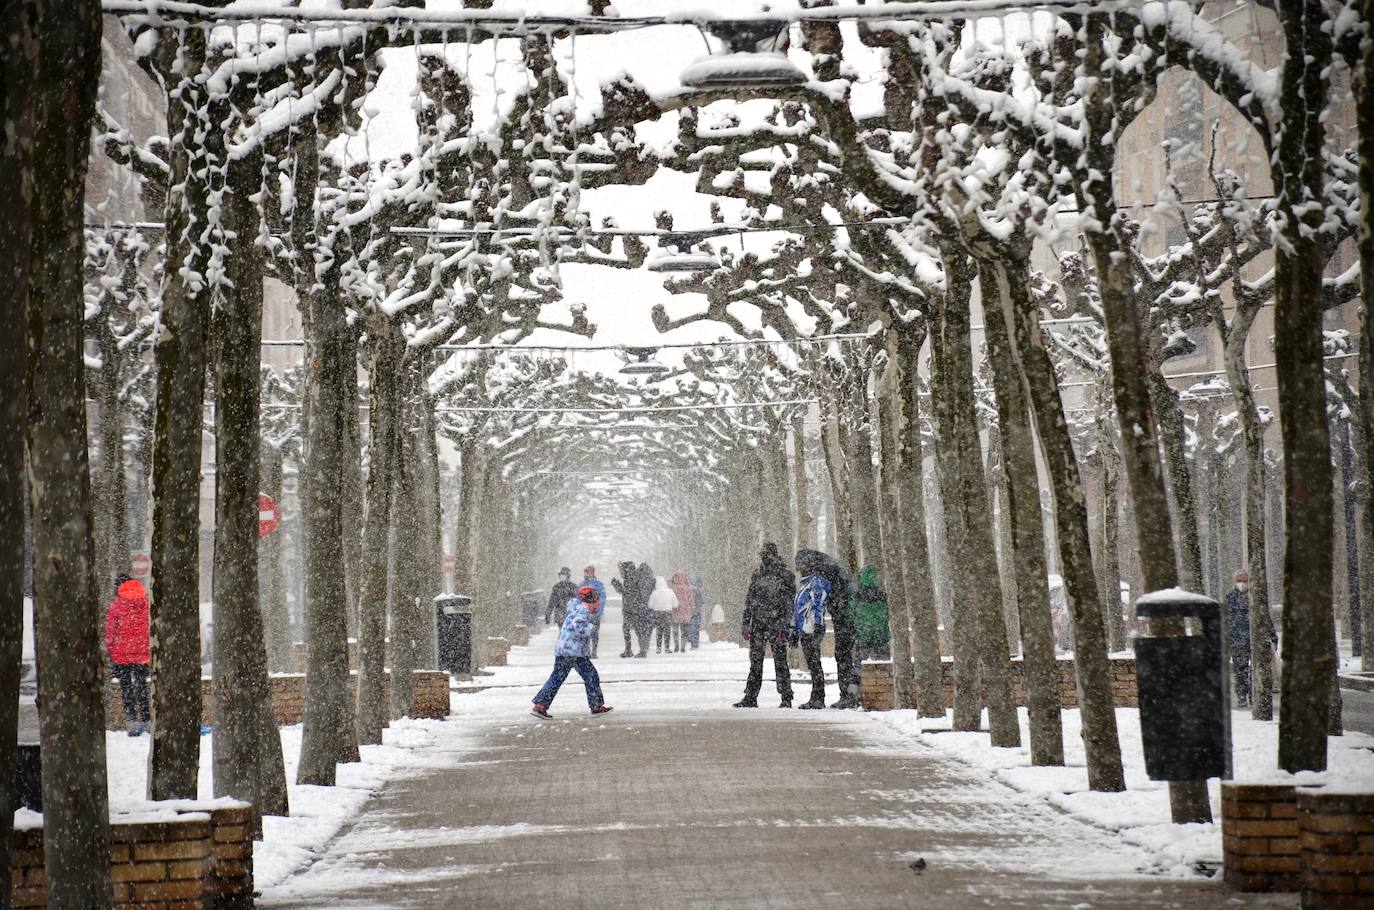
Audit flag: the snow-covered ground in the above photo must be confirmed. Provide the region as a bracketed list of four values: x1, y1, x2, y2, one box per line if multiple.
[92, 600, 1374, 894]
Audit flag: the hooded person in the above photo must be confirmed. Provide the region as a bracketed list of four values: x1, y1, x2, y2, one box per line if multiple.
[581, 565, 606, 658]
[546, 567, 578, 627]
[105, 575, 151, 735]
[792, 551, 832, 709]
[611, 561, 648, 658]
[795, 547, 858, 708]
[735, 542, 796, 708]
[647, 575, 677, 654]
[532, 585, 613, 718]
[669, 570, 694, 652]
[853, 565, 891, 662]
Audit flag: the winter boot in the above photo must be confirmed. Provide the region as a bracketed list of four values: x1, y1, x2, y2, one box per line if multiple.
[591, 705, 613, 715]
[779, 697, 792, 708]
[125, 721, 140, 737]
[798, 698, 825, 710]
[620, 650, 632, 658]
[733, 698, 758, 708]
[531, 704, 552, 719]
[830, 695, 860, 710]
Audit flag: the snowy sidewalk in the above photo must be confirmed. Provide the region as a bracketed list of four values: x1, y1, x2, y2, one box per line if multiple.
[259, 608, 1301, 909]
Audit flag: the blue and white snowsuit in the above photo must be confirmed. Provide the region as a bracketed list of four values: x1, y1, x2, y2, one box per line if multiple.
[793, 573, 832, 705]
[535, 599, 606, 709]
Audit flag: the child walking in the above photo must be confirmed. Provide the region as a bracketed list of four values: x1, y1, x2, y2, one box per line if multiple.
[532, 585, 613, 718]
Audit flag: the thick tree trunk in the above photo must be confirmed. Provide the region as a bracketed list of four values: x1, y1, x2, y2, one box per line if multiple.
[791, 411, 814, 550]
[1354, 0, 1374, 674]
[1096, 407, 1127, 652]
[1223, 305, 1278, 720]
[27, 2, 114, 901]
[356, 328, 403, 743]
[980, 267, 1064, 766]
[850, 362, 883, 569]
[259, 444, 293, 673]
[986, 430, 1022, 653]
[1149, 373, 1205, 591]
[1, 4, 40, 901]
[893, 330, 947, 718]
[389, 370, 426, 718]
[94, 322, 128, 596]
[1274, 0, 1335, 774]
[930, 244, 1019, 747]
[819, 383, 854, 571]
[341, 372, 365, 638]
[147, 28, 209, 802]
[996, 260, 1124, 791]
[876, 372, 918, 711]
[212, 148, 287, 820]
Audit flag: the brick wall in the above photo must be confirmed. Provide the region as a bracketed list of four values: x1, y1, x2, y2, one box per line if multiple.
[1298, 789, 1374, 907]
[109, 670, 450, 729]
[854, 657, 1138, 712]
[937, 657, 1138, 710]
[859, 662, 896, 711]
[1222, 783, 1302, 892]
[11, 803, 253, 909]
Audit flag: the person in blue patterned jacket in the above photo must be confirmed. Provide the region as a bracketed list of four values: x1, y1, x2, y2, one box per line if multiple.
[792, 552, 832, 710]
[532, 585, 613, 718]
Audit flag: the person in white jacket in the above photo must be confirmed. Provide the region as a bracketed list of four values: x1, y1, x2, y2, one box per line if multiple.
[647, 576, 676, 654]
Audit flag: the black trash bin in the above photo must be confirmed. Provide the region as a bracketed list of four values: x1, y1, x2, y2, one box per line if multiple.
[434, 594, 473, 676]
[1133, 591, 1231, 781]
[14, 743, 41, 813]
[519, 591, 543, 630]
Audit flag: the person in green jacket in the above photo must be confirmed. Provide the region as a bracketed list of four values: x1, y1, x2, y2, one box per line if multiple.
[853, 564, 891, 662]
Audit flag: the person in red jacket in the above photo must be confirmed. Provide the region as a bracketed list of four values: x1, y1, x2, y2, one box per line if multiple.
[105, 575, 151, 736]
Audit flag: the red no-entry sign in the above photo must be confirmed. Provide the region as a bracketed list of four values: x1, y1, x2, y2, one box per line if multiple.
[259, 494, 281, 538]
[130, 552, 151, 577]
[442, 554, 457, 575]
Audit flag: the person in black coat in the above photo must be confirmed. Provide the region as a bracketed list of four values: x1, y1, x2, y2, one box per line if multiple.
[633, 562, 655, 658]
[612, 560, 649, 658]
[545, 567, 578, 627]
[735, 542, 797, 708]
[796, 547, 859, 709]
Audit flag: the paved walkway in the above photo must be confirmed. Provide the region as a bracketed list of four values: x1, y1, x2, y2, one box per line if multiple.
[263, 605, 1296, 909]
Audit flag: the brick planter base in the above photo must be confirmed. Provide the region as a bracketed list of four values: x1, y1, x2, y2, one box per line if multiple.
[486, 637, 510, 667]
[511, 625, 530, 647]
[1223, 783, 1302, 892]
[1299, 789, 1374, 907]
[109, 670, 450, 730]
[708, 621, 725, 642]
[859, 661, 896, 711]
[11, 803, 253, 909]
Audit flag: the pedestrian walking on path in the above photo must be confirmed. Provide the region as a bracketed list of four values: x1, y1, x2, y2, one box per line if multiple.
[545, 567, 577, 627]
[582, 565, 606, 658]
[105, 575, 151, 735]
[854, 565, 891, 662]
[670, 570, 693, 652]
[793, 553, 832, 709]
[532, 586, 613, 718]
[797, 547, 859, 709]
[612, 561, 649, 658]
[648, 575, 676, 653]
[735, 542, 795, 708]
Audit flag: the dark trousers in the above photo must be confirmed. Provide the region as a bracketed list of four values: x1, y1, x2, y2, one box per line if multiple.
[833, 620, 859, 700]
[671, 622, 689, 651]
[799, 633, 826, 703]
[652, 612, 672, 649]
[1232, 647, 1252, 705]
[743, 632, 792, 702]
[622, 616, 636, 654]
[534, 656, 604, 709]
[113, 663, 150, 723]
[688, 612, 702, 647]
